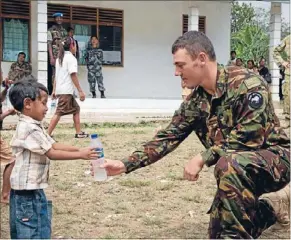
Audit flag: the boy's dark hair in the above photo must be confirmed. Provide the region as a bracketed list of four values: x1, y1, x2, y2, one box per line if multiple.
[171, 31, 216, 61]
[58, 36, 75, 66]
[236, 58, 243, 62]
[9, 78, 48, 112]
[247, 59, 255, 66]
[18, 52, 26, 58]
[67, 26, 74, 32]
[231, 50, 236, 55]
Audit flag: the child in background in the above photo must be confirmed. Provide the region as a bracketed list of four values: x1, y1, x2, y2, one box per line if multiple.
[8, 79, 97, 239]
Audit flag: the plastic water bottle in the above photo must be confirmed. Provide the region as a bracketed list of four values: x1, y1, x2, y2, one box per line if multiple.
[90, 134, 107, 181]
[50, 99, 57, 114]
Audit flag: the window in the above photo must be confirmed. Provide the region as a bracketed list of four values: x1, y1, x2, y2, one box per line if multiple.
[182, 15, 206, 34]
[47, 4, 124, 67]
[0, 0, 30, 62]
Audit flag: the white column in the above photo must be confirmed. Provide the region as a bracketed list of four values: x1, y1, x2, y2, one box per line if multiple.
[30, 0, 48, 88]
[188, 6, 199, 31]
[269, 2, 282, 102]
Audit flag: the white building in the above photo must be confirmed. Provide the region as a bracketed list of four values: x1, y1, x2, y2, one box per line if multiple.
[0, 0, 287, 112]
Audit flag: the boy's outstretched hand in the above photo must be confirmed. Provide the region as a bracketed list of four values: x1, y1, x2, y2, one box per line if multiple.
[79, 147, 98, 160]
[90, 159, 126, 176]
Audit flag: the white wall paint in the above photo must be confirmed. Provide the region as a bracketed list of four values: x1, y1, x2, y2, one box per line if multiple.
[1, 1, 231, 99]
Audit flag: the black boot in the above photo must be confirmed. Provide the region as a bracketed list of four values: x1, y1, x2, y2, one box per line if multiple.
[92, 91, 96, 98]
[100, 91, 106, 98]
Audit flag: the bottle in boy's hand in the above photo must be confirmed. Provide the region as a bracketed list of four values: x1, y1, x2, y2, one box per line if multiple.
[90, 134, 107, 181]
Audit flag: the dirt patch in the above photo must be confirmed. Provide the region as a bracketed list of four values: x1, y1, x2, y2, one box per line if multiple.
[0, 122, 290, 239]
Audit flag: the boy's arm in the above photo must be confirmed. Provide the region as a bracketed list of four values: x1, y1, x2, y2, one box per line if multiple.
[0, 88, 8, 102]
[0, 109, 15, 121]
[52, 143, 79, 152]
[46, 148, 82, 160]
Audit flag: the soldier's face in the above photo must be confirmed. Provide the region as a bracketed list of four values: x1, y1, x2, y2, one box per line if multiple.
[91, 37, 99, 46]
[55, 16, 63, 25]
[173, 48, 205, 89]
[18, 54, 25, 63]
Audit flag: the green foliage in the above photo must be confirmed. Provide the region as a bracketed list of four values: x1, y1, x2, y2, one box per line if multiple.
[231, 25, 269, 64]
[230, 1, 290, 66]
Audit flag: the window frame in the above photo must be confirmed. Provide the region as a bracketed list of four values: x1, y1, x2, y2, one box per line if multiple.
[0, 0, 31, 62]
[47, 3, 124, 67]
[182, 14, 206, 35]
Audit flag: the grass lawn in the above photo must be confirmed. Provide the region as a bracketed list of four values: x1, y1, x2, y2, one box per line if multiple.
[1, 121, 290, 239]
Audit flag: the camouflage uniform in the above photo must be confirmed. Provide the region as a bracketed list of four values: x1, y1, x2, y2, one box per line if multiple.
[121, 66, 290, 239]
[85, 47, 105, 93]
[273, 35, 290, 118]
[47, 24, 67, 83]
[7, 61, 32, 82]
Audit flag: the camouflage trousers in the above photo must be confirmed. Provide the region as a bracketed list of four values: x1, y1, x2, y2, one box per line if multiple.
[88, 71, 105, 92]
[208, 147, 290, 239]
[282, 74, 290, 117]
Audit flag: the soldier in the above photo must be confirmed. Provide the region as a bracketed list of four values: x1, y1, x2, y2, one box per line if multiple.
[5, 52, 32, 84]
[85, 36, 106, 98]
[47, 12, 67, 88]
[273, 34, 290, 121]
[100, 31, 290, 238]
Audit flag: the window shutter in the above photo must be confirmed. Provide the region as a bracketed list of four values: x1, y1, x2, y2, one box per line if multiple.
[47, 4, 70, 21]
[72, 6, 96, 23]
[98, 9, 123, 26]
[1, 0, 30, 17]
[199, 16, 206, 34]
[182, 14, 188, 34]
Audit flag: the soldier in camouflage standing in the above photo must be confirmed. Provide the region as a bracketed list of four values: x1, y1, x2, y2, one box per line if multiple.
[85, 36, 106, 98]
[273, 34, 290, 121]
[100, 31, 290, 238]
[47, 12, 67, 89]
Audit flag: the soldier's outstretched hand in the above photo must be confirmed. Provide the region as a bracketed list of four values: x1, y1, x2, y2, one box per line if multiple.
[100, 159, 126, 176]
[184, 153, 204, 181]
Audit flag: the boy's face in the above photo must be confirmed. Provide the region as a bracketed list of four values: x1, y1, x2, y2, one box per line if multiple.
[23, 90, 48, 121]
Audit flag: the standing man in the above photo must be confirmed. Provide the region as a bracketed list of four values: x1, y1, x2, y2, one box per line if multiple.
[5, 52, 32, 84]
[100, 31, 290, 239]
[47, 12, 67, 93]
[273, 34, 290, 122]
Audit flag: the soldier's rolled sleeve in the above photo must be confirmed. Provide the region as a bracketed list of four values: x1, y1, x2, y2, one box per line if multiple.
[47, 31, 52, 44]
[273, 39, 286, 66]
[122, 102, 196, 173]
[8, 63, 16, 80]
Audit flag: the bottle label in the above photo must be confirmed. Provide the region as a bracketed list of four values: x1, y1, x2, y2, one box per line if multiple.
[95, 148, 104, 158]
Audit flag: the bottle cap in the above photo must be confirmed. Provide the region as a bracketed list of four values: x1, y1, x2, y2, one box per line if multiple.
[91, 134, 98, 139]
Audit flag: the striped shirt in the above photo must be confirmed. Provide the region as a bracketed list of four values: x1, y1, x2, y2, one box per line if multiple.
[10, 115, 55, 190]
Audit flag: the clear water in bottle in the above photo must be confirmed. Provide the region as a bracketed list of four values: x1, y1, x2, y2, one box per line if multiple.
[90, 134, 107, 181]
[50, 99, 57, 114]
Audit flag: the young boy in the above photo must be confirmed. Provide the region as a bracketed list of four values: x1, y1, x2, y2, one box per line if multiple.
[8, 79, 97, 239]
[0, 65, 16, 204]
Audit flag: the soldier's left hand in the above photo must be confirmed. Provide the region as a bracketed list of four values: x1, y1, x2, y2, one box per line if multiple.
[184, 153, 204, 181]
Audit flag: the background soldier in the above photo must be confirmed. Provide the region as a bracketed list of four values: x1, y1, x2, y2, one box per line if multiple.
[100, 31, 290, 239]
[5, 52, 32, 84]
[47, 12, 67, 91]
[273, 34, 290, 122]
[85, 36, 106, 98]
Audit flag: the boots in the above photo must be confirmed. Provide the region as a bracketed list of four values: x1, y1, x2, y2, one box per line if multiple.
[100, 91, 106, 98]
[92, 91, 96, 98]
[260, 185, 290, 230]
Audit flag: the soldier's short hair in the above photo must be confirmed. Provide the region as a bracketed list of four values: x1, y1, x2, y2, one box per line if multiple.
[18, 52, 26, 58]
[9, 78, 48, 112]
[171, 31, 216, 61]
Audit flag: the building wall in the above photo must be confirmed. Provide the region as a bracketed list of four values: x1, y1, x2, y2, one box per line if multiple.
[1, 1, 231, 99]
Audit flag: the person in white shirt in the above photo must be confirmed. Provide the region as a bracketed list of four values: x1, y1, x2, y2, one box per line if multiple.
[47, 36, 88, 138]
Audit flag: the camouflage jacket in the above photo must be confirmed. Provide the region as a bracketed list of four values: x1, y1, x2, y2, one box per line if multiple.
[85, 47, 103, 72]
[8, 61, 32, 82]
[273, 34, 290, 76]
[47, 24, 67, 59]
[122, 66, 290, 173]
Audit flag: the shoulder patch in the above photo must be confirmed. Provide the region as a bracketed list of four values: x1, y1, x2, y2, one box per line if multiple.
[244, 77, 261, 90]
[248, 92, 263, 109]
